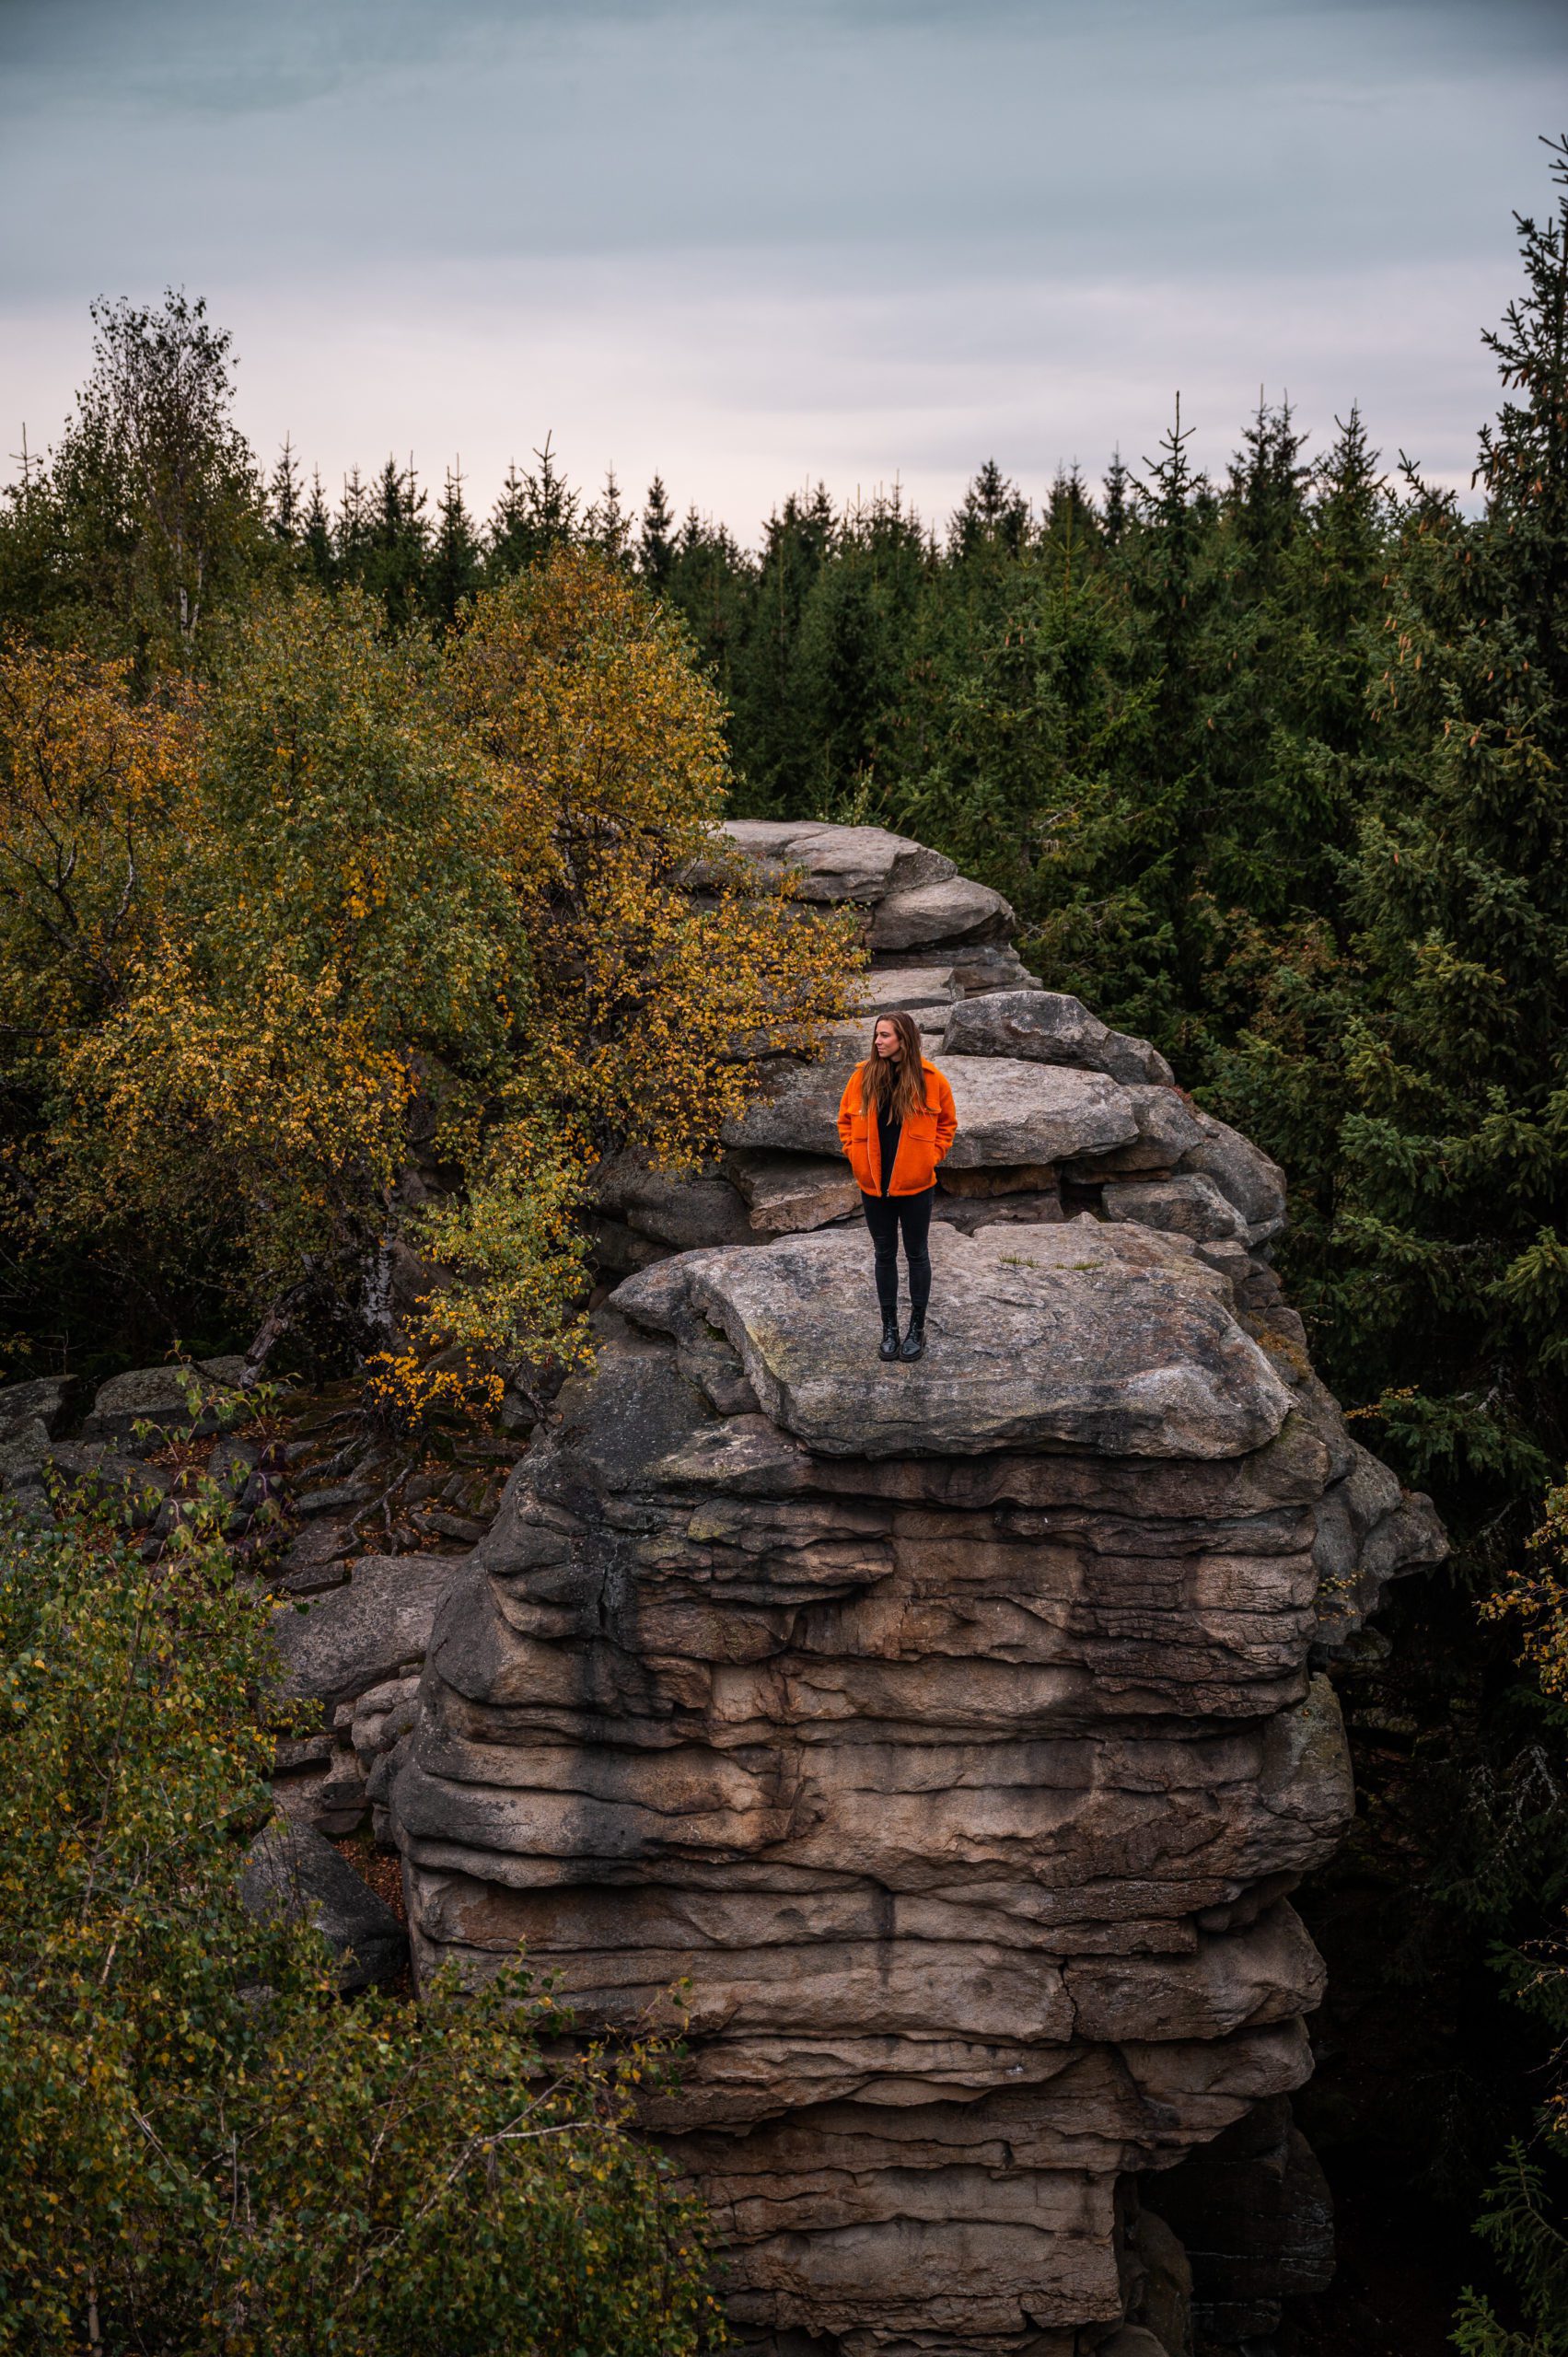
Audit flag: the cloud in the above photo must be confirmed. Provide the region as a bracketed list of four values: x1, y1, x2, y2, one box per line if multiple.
[0, 0, 1562, 532]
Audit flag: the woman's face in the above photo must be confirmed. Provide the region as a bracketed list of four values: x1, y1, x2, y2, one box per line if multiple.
[873, 1018, 902, 1062]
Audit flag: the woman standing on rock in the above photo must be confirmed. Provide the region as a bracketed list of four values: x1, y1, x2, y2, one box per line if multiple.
[837, 1010, 958, 1363]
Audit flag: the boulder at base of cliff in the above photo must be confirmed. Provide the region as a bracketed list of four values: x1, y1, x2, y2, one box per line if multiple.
[240, 1817, 406, 1992]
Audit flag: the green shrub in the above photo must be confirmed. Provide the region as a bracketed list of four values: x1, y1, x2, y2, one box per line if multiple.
[0, 1506, 723, 2354]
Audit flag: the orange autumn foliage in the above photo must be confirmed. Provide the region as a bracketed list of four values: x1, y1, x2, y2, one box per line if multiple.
[0, 554, 858, 1371]
[449, 550, 857, 1167]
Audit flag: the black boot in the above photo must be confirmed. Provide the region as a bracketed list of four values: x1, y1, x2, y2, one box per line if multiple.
[878, 1314, 900, 1363]
[900, 1310, 926, 1362]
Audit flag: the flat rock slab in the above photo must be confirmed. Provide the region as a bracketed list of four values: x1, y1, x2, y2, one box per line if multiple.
[905, 941, 1041, 993]
[45, 1443, 168, 1525]
[591, 1153, 755, 1249]
[620, 1224, 1294, 1461]
[938, 1163, 1058, 1198]
[933, 1191, 1064, 1235]
[272, 1553, 463, 1710]
[0, 1377, 70, 1445]
[82, 1359, 244, 1447]
[1067, 1086, 1207, 1178]
[273, 1515, 355, 1596]
[1104, 1174, 1249, 1246]
[847, 964, 961, 1014]
[625, 1178, 754, 1251]
[728, 1150, 862, 1236]
[723, 1053, 1138, 1170]
[1179, 1110, 1288, 1242]
[0, 1420, 55, 1492]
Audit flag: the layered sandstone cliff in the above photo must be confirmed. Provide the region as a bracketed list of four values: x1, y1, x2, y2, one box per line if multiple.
[383, 821, 1443, 2355]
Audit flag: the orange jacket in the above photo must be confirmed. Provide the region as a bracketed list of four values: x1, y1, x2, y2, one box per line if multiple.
[837, 1058, 958, 1196]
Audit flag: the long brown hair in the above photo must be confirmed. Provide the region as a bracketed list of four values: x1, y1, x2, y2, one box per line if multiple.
[859, 1010, 930, 1120]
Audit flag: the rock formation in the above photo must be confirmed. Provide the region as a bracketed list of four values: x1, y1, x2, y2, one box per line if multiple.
[0, 818, 1445, 2353]
[240, 1817, 407, 1993]
[381, 820, 1446, 2355]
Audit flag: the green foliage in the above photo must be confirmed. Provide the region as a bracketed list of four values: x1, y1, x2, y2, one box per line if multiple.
[1454, 2148, 1568, 2355]
[0, 594, 527, 1354]
[638, 476, 675, 591]
[1219, 137, 1568, 1519]
[409, 1120, 593, 1372]
[647, 398, 1395, 1091]
[198, 585, 520, 1058]
[486, 438, 581, 579]
[0, 292, 276, 675]
[9, 137, 1568, 2350]
[426, 462, 485, 626]
[0, 1504, 722, 2354]
[1447, 1485, 1568, 2350]
[0, 552, 852, 1381]
[354, 457, 431, 633]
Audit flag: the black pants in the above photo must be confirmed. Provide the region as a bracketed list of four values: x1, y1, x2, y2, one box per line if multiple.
[860, 1186, 935, 1318]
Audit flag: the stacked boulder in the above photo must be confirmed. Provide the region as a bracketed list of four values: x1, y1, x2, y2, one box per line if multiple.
[387, 821, 1445, 2355]
[589, 819, 1281, 1288]
[589, 818, 1040, 1278]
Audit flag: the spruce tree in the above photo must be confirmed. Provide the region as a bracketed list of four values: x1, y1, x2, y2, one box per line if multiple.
[790, 491, 928, 814]
[1029, 393, 1223, 1050]
[874, 475, 1122, 907]
[427, 459, 482, 624]
[638, 474, 675, 588]
[267, 435, 302, 544]
[723, 487, 839, 812]
[300, 467, 334, 587]
[1042, 465, 1101, 579]
[336, 466, 371, 576]
[1229, 391, 1310, 557]
[485, 436, 580, 578]
[1311, 404, 1386, 637]
[658, 506, 750, 725]
[527, 435, 578, 549]
[1197, 397, 1318, 923]
[951, 459, 1030, 558]
[487, 463, 525, 570]
[587, 467, 630, 564]
[1102, 448, 1131, 545]
[1252, 137, 1568, 1504]
[354, 455, 428, 629]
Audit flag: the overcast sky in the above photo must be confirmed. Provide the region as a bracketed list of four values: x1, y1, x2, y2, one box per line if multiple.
[2, 0, 1565, 540]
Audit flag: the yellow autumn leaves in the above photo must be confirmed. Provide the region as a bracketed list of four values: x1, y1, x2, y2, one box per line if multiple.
[0, 550, 857, 1372]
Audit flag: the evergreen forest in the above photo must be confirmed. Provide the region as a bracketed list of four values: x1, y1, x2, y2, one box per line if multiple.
[4, 126, 1568, 2357]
